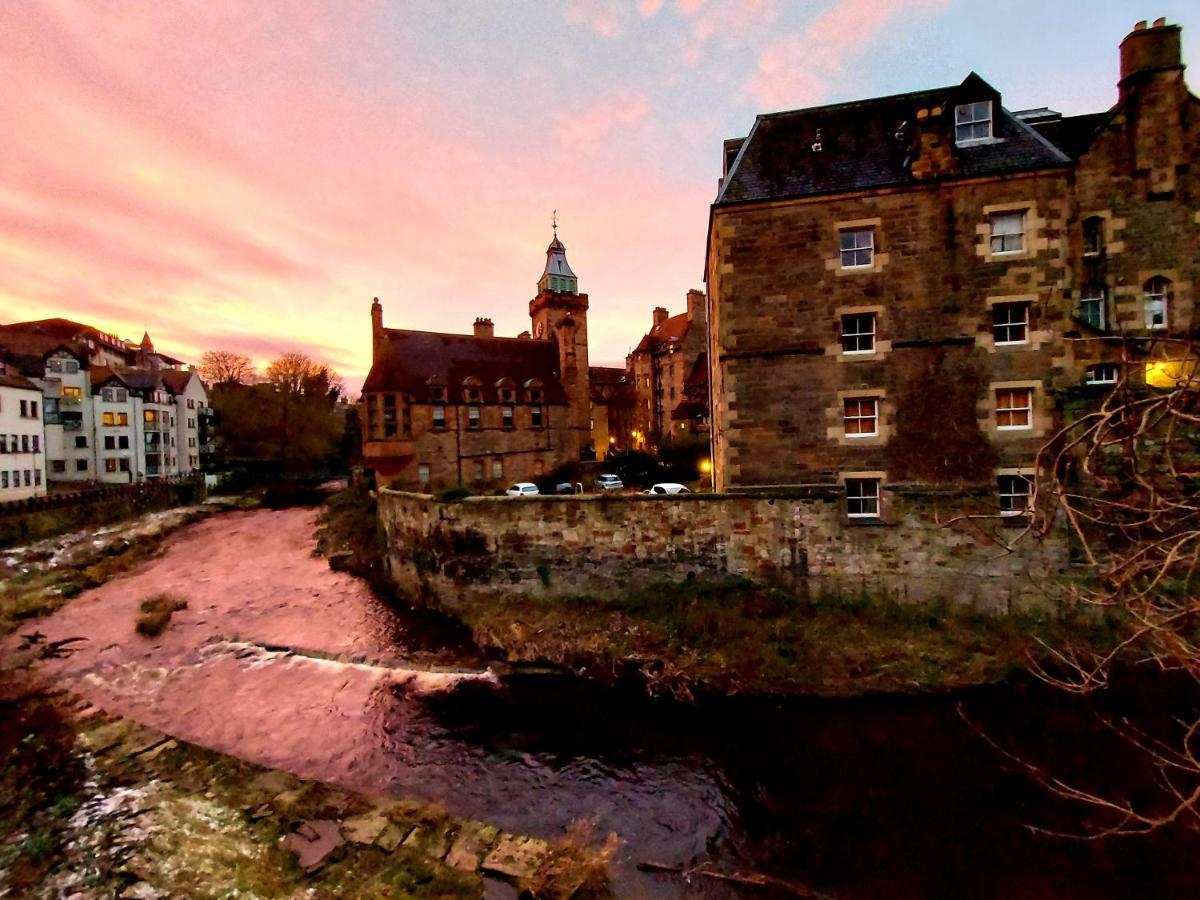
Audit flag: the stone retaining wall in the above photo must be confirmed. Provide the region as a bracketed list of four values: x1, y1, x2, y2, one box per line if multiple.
[378, 488, 1069, 611]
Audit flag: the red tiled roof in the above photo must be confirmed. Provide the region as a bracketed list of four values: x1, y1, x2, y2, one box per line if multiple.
[634, 312, 692, 353]
[363, 328, 570, 404]
[160, 369, 196, 394]
[0, 331, 89, 375]
[0, 370, 39, 391]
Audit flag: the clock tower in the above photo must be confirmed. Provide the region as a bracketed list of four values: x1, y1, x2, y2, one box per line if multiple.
[529, 226, 591, 457]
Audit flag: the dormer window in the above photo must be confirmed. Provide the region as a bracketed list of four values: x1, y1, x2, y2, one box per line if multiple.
[430, 387, 445, 402]
[955, 101, 992, 144]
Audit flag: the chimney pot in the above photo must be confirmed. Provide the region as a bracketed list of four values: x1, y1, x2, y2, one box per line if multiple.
[1135, 20, 1147, 30]
[473, 317, 495, 338]
[653, 307, 670, 327]
[1120, 18, 1183, 94]
[1153, 17, 1166, 27]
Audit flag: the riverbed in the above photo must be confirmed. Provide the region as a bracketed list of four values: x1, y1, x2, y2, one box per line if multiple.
[7, 505, 1199, 897]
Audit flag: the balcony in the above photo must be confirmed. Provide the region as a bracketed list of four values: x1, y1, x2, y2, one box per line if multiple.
[59, 394, 82, 407]
[144, 434, 162, 450]
[60, 411, 83, 432]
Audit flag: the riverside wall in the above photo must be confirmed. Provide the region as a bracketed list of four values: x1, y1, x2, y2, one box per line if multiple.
[378, 488, 1070, 611]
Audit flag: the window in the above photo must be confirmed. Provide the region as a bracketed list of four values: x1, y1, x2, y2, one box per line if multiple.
[34, 469, 42, 486]
[492, 459, 503, 479]
[531, 406, 543, 428]
[992, 302, 1029, 345]
[433, 405, 446, 429]
[23, 470, 31, 486]
[105, 436, 116, 450]
[0, 435, 6, 453]
[1145, 277, 1169, 330]
[51, 460, 65, 474]
[144, 410, 158, 424]
[418, 464, 430, 486]
[839, 228, 874, 268]
[20, 435, 28, 452]
[1083, 217, 1104, 256]
[841, 313, 876, 354]
[383, 394, 397, 438]
[119, 436, 129, 450]
[32, 435, 39, 452]
[989, 212, 1025, 254]
[1078, 285, 1106, 330]
[846, 478, 881, 518]
[468, 406, 481, 429]
[1, 472, 6, 488]
[473, 461, 484, 481]
[996, 387, 1033, 430]
[955, 101, 992, 144]
[502, 405, 514, 429]
[998, 474, 1033, 516]
[74, 435, 87, 448]
[103, 412, 114, 426]
[117, 412, 128, 426]
[105, 458, 118, 473]
[1086, 363, 1120, 386]
[75, 459, 88, 472]
[64, 360, 78, 374]
[47, 359, 62, 373]
[19, 399, 27, 417]
[402, 404, 412, 435]
[187, 398, 195, 409]
[119, 459, 130, 472]
[843, 397, 879, 438]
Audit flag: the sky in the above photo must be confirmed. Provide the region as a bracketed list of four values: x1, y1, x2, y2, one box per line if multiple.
[1, 1, 1197, 396]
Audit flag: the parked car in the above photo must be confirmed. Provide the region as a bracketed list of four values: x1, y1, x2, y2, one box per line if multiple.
[644, 483, 691, 495]
[505, 482, 540, 497]
[555, 482, 581, 495]
[594, 474, 624, 492]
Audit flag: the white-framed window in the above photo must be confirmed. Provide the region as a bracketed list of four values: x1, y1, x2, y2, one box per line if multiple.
[417, 463, 430, 486]
[432, 405, 446, 429]
[502, 405, 514, 429]
[846, 478, 880, 518]
[955, 101, 993, 144]
[996, 387, 1033, 430]
[1086, 363, 1120, 386]
[468, 406, 481, 429]
[1078, 285, 1106, 330]
[841, 312, 876, 354]
[1083, 217, 1104, 256]
[492, 458, 503, 479]
[839, 228, 874, 268]
[843, 397, 879, 438]
[992, 302, 1029, 345]
[998, 474, 1033, 516]
[989, 212, 1025, 254]
[1145, 277, 1169, 330]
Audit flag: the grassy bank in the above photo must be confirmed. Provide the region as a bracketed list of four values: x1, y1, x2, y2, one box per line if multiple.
[0, 676, 614, 898]
[445, 578, 1119, 698]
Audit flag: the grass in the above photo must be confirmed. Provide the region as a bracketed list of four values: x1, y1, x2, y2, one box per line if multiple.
[448, 577, 1121, 698]
[135, 594, 188, 637]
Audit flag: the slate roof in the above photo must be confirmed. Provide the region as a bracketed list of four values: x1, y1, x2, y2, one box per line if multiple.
[717, 74, 1070, 206]
[1030, 112, 1110, 160]
[160, 369, 197, 395]
[363, 328, 570, 404]
[0, 369, 39, 391]
[634, 312, 692, 354]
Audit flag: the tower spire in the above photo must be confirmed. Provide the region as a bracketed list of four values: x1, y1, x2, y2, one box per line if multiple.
[552, 209, 558, 240]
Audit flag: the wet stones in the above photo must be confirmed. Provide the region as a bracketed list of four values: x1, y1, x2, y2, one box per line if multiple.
[282, 819, 344, 872]
[481, 834, 551, 881]
[445, 823, 499, 871]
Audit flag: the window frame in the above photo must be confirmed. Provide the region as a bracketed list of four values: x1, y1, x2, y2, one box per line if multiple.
[1078, 285, 1106, 330]
[432, 404, 446, 429]
[839, 228, 874, 269]
[955, 101, 993, 144]
[843, 397, 880, 439]
[989, 211, 1025, 255]
[992, 302, 1030, 346]
[845, 478, 881, 519]
[995, 387, 1034, 431]
[1145, 277, 1169, 330]
[1082, 217, 1104, 257]
[840, 312, 877, 355]
[998, 474, 1034, 517]
[468, 405, 481, 430]
[1086, 363, 1120, 386]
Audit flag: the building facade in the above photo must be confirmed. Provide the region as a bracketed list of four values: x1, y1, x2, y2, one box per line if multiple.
[707, 19, 1199, 519]
[627, 289, 708, 451]
[361, 234, 597, 491]
[0, 362, 47, 501]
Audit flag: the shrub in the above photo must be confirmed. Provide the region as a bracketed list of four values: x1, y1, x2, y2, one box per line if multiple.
[135, 594, 188, 637]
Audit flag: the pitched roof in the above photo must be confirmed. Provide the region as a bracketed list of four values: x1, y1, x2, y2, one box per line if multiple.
[364, 328, 570, 404]
[160, 369, 197, 394]
[1030, 112, 1110, 160]
[0, 331, 89, 375]
[588, 365, 627, 386]
[634, 312, 692, 353]
[717, 74, 1070, 206]
[0, 369, 39, 391]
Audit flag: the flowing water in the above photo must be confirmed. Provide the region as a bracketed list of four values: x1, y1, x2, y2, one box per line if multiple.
[10, 505, 1200, 897]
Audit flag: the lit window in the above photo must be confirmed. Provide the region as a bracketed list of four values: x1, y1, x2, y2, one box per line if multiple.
[955, 101, 992, 143]
[992, 302, 1029, 345]
[432, 405, 446, 429]
[1145, 277, 1169, 330]
[839, 228, 874, 268]
[1086, 364, 1119, 386]
[1078, 285, 1106, 330]
[846, 478, 880, 518]
[843, 397, 879, 438]
[841, 313, 876, 354]
[502, 405, 514, 428]
[996, 388, 1033, 430]
[989, 212, 1025, 254]
[468, 406, 481, 429]
[998, 474, 1033, 516]
[1083, 217, 1104, 256]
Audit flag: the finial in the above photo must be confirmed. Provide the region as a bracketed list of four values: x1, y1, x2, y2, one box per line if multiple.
[552, 209, 558, 240]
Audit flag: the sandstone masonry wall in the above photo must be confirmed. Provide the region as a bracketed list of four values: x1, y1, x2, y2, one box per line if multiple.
[379, 488, 1069, 612]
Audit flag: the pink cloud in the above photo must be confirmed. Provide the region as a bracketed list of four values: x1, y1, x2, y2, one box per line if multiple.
[638, 0, 666, 16]
[746, 0, 949, 109]
[556, 90, 652, 149]
[565, 0, 624, 37]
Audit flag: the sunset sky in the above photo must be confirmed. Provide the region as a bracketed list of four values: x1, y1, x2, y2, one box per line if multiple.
[2, 1, 1196, 395]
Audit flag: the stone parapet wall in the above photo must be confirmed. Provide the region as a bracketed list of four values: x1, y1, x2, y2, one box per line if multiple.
[378, 488, 1069, 611]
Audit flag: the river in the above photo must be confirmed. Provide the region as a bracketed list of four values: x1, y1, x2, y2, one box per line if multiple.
[9, 505, 1200, 897]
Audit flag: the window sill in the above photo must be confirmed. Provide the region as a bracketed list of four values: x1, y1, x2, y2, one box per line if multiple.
[846, 516, 889, 527]
[845, 433, 879, 440]
[996, 426, 1033, 432]
[993, 340, 1030, 348]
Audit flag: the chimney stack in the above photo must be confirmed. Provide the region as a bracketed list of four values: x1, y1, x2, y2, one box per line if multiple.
[473, 317, 495, 338]
[686, 289, 706, 323]
[371, 297, 384, 362]
[1119, 18, 1183, 101]
[653, 307, 670, 328]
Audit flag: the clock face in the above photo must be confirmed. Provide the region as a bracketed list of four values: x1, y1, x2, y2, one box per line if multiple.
[535, 321, 545, 338]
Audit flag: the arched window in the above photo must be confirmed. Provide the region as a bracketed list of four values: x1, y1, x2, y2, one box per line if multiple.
[461, 376, 482, 404]
[1145, 277, 1171, 330]
[1083, 216, 1104, 257]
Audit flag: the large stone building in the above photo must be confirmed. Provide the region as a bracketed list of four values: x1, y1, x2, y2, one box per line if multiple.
[706, 19, 1199, 520]
[0, 321, 208, 484]
[627, 289, 708, 451]
[361, 234, 597, 490]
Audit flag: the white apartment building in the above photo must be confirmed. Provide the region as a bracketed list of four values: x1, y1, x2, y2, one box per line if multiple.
[0, 363, 47, 501]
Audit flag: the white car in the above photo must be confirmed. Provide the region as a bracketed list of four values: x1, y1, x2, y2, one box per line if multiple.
[645, 483, 692, 495]
[594, 474, 624, 492]
[505, 483, 540, 497]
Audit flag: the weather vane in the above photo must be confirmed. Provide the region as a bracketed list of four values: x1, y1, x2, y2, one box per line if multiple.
[552, 209, 558, 239]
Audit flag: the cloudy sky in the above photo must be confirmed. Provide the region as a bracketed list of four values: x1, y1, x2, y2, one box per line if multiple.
[1, 1, 1196, 393]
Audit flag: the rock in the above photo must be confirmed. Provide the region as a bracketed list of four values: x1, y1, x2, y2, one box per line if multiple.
[481, 835, 549, 882]
[119, 883, 165, 899]
[445, 823, 500, 872]
[283, 819, 344, 872]
[138, 740, 177, 762]
[248, 803, 273, 821]
[375, 821, 410, 852]
[251, 771, 296, 797]
[327, 551, 355, 572]
[402, 825, 453, 860]
[271, 789, 306, 817]
[341, 811, 389, 844]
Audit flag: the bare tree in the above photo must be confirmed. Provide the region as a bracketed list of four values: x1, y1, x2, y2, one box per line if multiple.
[264, 352, 343, 398]
[198, 350, 255, 385]
[1013, 336, 1200, 835]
